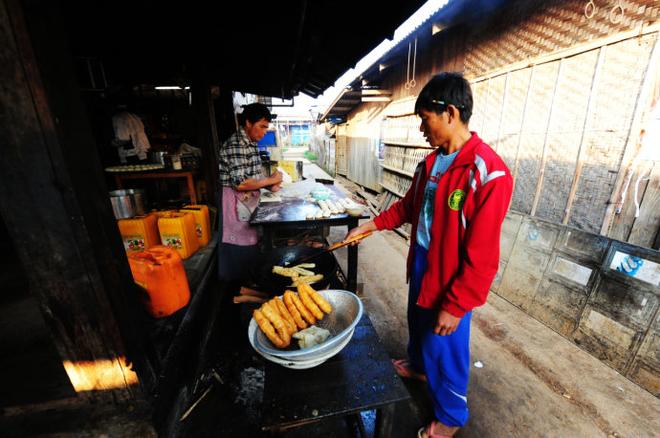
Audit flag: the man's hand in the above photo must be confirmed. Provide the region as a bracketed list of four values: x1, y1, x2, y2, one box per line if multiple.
[269, 183, 282, 192]
[270, 170, 283, 185]
[344, 220, 377, 245]
[434, 310, 461, 336]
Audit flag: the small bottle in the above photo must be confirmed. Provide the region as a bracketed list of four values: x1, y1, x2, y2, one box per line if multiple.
[172, 154, 182, 170]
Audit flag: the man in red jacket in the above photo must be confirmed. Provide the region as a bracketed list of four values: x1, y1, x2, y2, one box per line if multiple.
[346, 72, 513, 437]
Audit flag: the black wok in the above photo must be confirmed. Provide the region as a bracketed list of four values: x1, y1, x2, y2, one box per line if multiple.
[251, 245, 337, 296]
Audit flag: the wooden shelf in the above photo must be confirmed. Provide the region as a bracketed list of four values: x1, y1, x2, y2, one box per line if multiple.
[380, 163, 414, 178]
[380, 183, 406, 198]
[382, 141, 432, 149]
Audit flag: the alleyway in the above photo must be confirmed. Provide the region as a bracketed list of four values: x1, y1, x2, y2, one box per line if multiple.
[331, 177, 660, 438]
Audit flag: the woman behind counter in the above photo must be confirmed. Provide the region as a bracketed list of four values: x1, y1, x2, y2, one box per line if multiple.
[217, 103, 282, 290]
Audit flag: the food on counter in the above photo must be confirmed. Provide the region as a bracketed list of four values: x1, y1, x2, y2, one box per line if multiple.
[292, 325, 331, 349]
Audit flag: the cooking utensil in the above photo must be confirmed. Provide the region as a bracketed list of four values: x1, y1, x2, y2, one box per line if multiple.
[109, 189, 146, 219]
[250, 245, 337, 296]
[284, 231, 373, 267]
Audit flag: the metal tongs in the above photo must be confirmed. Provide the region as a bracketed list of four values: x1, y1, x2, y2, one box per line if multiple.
[284, 231, 373, 266]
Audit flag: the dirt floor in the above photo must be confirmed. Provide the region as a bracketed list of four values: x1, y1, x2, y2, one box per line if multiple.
[330, 176, 660, 438]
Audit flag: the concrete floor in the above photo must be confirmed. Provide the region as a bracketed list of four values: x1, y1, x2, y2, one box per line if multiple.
[330, 180, 660, 437]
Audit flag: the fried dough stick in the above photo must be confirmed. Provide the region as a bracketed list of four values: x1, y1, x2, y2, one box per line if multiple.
[302, 284, 332, 314]
[297, 284, 324, 320]
[282, 291, 308, 330]
[253, 309, 287, 348]
[284, 290, 316, 325]
[269, 298, 296, 335]
[261, 302, 291, 347]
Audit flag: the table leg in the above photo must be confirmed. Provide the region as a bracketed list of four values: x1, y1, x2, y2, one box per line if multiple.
[347, 218, 358, 292]
[186, 173, 197, 204]
[374, 403, 396, 438]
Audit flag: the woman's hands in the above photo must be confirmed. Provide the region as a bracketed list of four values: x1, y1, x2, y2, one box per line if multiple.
[344, 220, 378, 244]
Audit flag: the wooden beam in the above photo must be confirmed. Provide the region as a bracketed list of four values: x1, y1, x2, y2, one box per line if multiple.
[0, 0, 153, 402]
[361, 89, 392, 96]
[192, 64, 220, 208]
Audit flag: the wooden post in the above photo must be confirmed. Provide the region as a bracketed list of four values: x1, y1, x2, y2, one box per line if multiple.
[0, 0, 154, 403]
[192, 64, 220, 208]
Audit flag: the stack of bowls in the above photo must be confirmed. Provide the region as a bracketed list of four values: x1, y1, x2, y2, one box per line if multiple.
[248, 290, 363, 369]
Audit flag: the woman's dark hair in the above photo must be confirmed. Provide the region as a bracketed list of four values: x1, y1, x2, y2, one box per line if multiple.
[237, 103, 274, 126]
[414, 72, 473, 124]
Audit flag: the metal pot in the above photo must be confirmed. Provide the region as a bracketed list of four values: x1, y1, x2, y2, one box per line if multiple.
[250, 245, 337, 296]
[149, 151, 167, 166]
[109, 189, 146, 219]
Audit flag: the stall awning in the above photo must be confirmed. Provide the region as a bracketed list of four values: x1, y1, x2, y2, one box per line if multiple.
[61, 1, 426, 99]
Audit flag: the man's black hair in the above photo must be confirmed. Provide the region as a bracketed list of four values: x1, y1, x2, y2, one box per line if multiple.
[414, 72, 473, 124]
[237, 103, 275, 126]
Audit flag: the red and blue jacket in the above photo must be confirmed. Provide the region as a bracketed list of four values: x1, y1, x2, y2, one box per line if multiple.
[374, 133, 513, 318]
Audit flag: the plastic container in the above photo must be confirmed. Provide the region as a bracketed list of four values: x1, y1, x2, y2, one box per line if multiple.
[180, 205, 211, 247]
[157, 212, 200, 259]
[117, 214, 160, 252]
[127, 246, 190, 317]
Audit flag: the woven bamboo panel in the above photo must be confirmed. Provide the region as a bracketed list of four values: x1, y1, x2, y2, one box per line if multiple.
[522, 62, 561, 134]
[481, 74, 507, 147]
[548, 50, 598, 132]
[465, 0, 660, 78]
[569, 34, 656, 232]
[587, 35, 656, 132]
[534, 51, 598, 222]
[498, 133, 521, 171]
[347, 136, 382, 192]
[500, 69, 533, 136]
[470, 80, 489, 134]
[536, 132, 583, 222]
[512, 133, 546, 214]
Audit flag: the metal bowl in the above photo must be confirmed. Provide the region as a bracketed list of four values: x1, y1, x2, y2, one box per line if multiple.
[248, 327, 354, 369]
[248, 289, 363, 362]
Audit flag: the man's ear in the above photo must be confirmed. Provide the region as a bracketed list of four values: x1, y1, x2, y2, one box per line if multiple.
[447, 105, 460, 123]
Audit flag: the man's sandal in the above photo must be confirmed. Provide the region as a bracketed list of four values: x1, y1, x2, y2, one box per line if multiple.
[417, 420, 455, 438]
[391, 358, 427, 382]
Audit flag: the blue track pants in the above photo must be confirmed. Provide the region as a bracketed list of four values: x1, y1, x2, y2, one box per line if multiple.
[407, 243, 471, 427]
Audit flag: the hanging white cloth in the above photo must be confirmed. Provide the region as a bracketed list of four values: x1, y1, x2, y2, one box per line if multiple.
[112, 111, 151, 160]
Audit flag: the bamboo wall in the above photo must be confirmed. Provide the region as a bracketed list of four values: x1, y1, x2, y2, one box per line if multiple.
[340, 0, 660, 250]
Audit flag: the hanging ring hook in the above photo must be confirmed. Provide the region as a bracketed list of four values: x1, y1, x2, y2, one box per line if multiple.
[410, 38, 418, 88]
[584, 0, 596, 19]
[405, 42, 412, 89]
[609, 0, 624, 24]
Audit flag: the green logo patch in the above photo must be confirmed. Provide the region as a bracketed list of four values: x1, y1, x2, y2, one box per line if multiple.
[448, 189, 466, 211]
